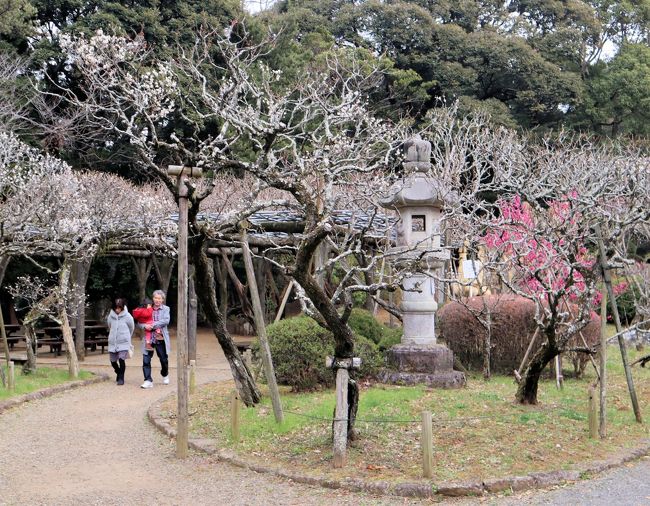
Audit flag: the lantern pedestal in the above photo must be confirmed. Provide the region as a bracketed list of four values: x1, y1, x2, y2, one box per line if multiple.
[379, 344, 465, 388]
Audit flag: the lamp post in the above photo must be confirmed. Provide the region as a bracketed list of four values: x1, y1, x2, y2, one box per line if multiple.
[167, 164, 202, 458]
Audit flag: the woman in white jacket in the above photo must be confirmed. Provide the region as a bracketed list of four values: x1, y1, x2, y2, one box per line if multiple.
[107, 298, 134, 386]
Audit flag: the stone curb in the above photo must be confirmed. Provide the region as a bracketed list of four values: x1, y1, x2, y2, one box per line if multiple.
[147, 390, 650, 499]
[0, 372, 110, 415]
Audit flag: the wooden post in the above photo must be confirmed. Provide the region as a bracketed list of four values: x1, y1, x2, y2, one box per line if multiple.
[599, 291, 607, 438]
[596, 225, 642, 423]
[240, 225, 284, 424]
[188, 264, 197, 362]
[588, 386, 598, 439]
[231, 389, 241, 443]
[333, 365, 349, 468]
[555, 355, 563, 389]
[189, 359, 196, 395]
[274, 280, 294, 323]
[8, 360, 15, 391]
[515, 328, 539, 382]
[421, 411, 433, 478]
[167, 166, 200, 459]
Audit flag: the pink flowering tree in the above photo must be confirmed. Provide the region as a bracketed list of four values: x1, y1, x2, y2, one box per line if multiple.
[482, 194, 600, 403]
[465, 129, 650, 404]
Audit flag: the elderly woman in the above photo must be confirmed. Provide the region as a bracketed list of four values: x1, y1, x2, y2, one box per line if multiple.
[139, 289, 171, 389]
[107, 298, 134, 386]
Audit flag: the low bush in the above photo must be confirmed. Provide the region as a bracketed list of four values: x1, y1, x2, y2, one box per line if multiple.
[438, 295, 600, 375]
[261, 315, 383, 392]
[348, 308, 385, 344]
[378, 326, 402, 351]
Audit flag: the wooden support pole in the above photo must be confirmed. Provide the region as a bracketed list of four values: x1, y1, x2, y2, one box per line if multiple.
[188, 265, 197, 362]
[274, 281, 294, 323]
[599, 292, 608, 438]
[189, 359, 196, 395]
[596, 225, 642, 423]
[421, 411, 433, 478]
[231, 389, 241, 443]
[176, 174, 190, 458]
[555, 355, 563, 389]
[333, 366, 349, 468]
[515, 328, 539, 383]
[241, 226, 284, 424]
[8, 361, 15, 391]
[588, 386, 598, 439]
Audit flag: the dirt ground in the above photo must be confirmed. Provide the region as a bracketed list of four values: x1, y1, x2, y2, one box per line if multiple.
[0, 327, 648, 505]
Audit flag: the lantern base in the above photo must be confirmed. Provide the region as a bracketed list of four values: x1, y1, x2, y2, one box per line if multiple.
[378, 344, 466, 389]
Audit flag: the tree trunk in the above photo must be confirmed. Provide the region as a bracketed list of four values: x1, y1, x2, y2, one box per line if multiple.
[0, 255, 11, 369]
[515, 339, 557, 404]
[22, 323, 38, 374]
[0, 308, 10, 372]
[483, 319, 492, 381]
[59, 262, 79, 379]
[213, 257, 228, 317]
[131, 257, 153, 303]
[220, 251, 254, 324]
[152, 256, 175, 297]
[191, 240, 260, 406]
[72, 259, 92, 361]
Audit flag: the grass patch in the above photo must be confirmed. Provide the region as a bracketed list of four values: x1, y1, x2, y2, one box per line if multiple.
[160, 331, 650, 483]
[0, 367, 92, 400]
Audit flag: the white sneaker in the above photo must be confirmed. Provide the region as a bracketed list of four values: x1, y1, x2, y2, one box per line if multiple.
[162, 376, 170, 385]
[140, 380, 154, 389]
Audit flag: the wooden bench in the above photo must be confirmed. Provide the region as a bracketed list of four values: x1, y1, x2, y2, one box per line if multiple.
[84, 337, 109, 353]
[0, 355, 27, 365]
[38, 338, 64, 356]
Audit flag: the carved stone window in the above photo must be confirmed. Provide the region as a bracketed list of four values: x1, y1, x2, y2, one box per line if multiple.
[412, 215, 426, 232]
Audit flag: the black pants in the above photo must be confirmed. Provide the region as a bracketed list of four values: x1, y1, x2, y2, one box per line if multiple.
[142, 340, 168, 382]
[111, 359, 126, 383]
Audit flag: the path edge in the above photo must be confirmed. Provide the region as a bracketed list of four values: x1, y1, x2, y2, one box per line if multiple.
[147, 388, 650, 499]
[0, 372, 110, 415]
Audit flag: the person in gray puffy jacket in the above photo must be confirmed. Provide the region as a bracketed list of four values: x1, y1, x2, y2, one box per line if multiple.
[138, 289, 171, 389]
[107, 298, 135, 386]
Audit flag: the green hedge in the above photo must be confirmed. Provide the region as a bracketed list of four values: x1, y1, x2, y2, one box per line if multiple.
[260, 315, 384, 392]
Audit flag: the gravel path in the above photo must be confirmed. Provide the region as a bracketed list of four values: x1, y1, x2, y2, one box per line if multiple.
[1, 334, 648, 505]
[0, 363, 433, 506]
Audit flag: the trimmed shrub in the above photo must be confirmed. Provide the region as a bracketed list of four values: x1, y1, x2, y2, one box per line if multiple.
[355, 335, 384, 378]
[378, 326, 402, 351]
[348, 308, 385, 344]
[261, 316, 332, 391]
[261, 315, 383, 392]
[438, 295, 600, 375]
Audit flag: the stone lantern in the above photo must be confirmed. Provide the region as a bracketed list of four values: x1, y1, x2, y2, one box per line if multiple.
[379, 136, 465, 388]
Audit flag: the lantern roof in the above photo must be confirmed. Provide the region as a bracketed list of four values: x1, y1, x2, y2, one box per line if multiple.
[380, 136, 458, 209]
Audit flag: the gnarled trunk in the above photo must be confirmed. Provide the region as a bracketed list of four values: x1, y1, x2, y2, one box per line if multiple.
[191, 240, 260, 406]
[294, 266, 358, 438]
[72, 258, 92, 361]
[59, 262, 79, 379]
[22, 324, 38, 374]
[515, 339, 558, 404]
